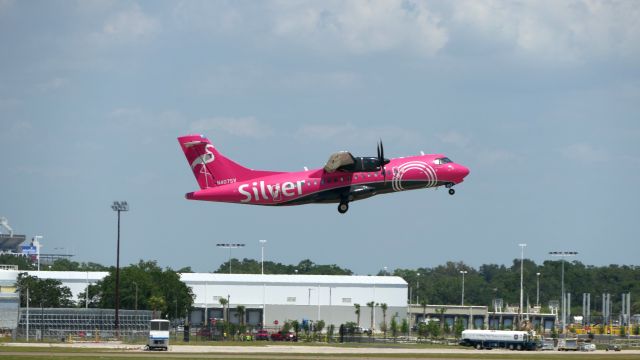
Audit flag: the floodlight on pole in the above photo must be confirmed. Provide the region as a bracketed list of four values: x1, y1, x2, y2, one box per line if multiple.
[416, 272, 421, 305]
[216, 243, 245, 274]
[259, 240, 267, 275]
[519, 243, 527, 324]
[549, 251, 578, 335]
[111, 201, 129, 339]
[460, 270, 468, 306]
[536, 272, 541, 307]
[259, 239, 267, 328]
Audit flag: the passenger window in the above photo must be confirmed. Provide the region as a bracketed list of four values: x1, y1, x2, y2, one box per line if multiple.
[321, 179, 324, 185]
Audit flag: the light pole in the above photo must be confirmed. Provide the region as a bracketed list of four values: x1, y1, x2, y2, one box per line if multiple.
[26, 286, 29, 342]
[416, 272, 420, 305]
[519, 243, 527, 324]
[549, 251, 578, 336]
[111, 200, 129, 339]
[33, 236, 43, 271]
[536, 273, 541, 307]
[259, 240, 267, 275]
[259, 239, 267, 328]
[216, 243, 245, 273]
[460, 270, 468, 306]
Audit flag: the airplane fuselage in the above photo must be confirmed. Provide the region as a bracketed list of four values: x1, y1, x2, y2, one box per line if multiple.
[186, 154, 468, 206]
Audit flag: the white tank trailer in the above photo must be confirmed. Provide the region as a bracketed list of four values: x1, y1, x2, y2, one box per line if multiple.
[459, 330, 539, 350]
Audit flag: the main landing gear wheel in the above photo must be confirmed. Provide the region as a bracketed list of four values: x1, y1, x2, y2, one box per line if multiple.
[448, 188, 455, 195]
[338, 202, 349, 214]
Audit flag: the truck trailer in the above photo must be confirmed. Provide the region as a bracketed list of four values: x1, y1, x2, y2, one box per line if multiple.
[459, 330, 539, 350]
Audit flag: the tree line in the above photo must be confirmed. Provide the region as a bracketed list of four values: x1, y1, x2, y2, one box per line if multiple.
[5, 254, 638, 317]
[394, 259, 640, 317]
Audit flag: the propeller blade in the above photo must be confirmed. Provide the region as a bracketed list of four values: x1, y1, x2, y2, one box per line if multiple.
[379, 139, 387, 184]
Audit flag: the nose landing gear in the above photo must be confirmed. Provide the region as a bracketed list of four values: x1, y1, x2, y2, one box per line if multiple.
[338, 202, 349, 214]
[445, 183, 456, 195]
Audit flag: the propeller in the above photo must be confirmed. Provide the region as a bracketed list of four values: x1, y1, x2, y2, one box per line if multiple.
[377, 140, 388, 183]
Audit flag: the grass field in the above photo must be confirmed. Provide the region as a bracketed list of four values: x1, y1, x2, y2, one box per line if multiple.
[1, 345, 640, 360]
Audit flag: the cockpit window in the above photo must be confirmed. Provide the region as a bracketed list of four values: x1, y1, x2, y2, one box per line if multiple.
[434, 157, 453, 165]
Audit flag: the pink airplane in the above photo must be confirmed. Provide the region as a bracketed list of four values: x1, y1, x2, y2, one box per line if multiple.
[178, 134, 470, 213]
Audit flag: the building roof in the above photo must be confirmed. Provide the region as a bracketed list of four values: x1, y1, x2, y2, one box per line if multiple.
[179, 273, 407, 286]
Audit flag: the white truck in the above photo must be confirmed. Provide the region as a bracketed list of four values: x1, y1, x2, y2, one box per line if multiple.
[146, 319, 170, 351]
[558, 338, 578, 351]
[459, 330, 539, 350]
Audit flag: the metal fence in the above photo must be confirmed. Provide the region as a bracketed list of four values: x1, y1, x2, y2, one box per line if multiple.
[16, 308, 153, 341]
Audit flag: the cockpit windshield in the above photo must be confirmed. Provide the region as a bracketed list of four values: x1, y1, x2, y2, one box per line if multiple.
[434, 157, 453, 165]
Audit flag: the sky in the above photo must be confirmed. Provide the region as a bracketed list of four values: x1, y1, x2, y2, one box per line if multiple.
[1, 0, 639, 275]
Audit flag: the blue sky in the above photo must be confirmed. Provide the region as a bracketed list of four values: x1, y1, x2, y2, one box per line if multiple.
[1, 1, 639, 274]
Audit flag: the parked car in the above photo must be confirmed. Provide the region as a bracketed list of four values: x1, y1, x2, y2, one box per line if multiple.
[255, 330, 269, 341]
[541, 338, 555, 351]
[579, 343, 596, 352]
[196, 328, 211, 337]
[284, 332, 298, 342]
[270, 332, 284, 341]
[606, 344, 621, 352]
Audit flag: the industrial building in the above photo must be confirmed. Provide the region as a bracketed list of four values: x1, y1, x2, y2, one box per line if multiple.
[0, 269, 408, 332]
[182, 273, 408, 329]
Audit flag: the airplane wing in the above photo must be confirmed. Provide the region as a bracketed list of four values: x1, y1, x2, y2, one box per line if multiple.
[323, 151, 355, 173]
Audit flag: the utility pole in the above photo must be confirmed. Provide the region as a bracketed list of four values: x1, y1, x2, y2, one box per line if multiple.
[549, 251, 577, 336]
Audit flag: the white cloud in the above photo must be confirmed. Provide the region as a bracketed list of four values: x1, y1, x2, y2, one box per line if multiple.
[474, 148, 519, 165]
[449, 0, 640, 62]
[437, 131, 470, 148]
[102, 4, 160, 41]
[37, 77, 69, 92]
[189, 117, 274, 139]
[295, 123, 421, 148]
[0, 0, 14, 13]
[107, 108, 186, 130]
[561, 143, 607, 163]
[270, 0, 448, 56]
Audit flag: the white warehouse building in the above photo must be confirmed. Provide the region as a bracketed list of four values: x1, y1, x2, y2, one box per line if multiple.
[1, 270, 407, 331]
[183, 273, 408, 330]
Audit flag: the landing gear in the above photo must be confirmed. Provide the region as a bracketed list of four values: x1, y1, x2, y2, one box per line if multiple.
[338, 202, 349, 214]
[448, 188, 455, 195]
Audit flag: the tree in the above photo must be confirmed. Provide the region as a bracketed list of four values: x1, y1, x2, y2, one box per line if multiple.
[235, 305, 246, 326]
[354, 303, 361, 327]
[92, 260, 193, 320]
[214, 258, 352, 275]
[316, 320, 325, 337]
[380, 303, 388, 338]
[291, 320, 300, 337]
[401, 318, 409, 336]
[454, 318, 465, 338]
[390, 315, 398, 339]
[418, 322, 428, 338]
[436, 307, 447, 332]
[219, 297, 228, 322]
[0, 255, 35, 270]
[148, 295, 166, 319]
[427, 320, 440, 339]
[16, 273, 73, 307]
[366, 301, 376, 333]
[420, 299, 428, 324]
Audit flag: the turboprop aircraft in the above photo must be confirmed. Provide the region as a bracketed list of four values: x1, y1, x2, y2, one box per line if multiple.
[178, 134, 469, 213]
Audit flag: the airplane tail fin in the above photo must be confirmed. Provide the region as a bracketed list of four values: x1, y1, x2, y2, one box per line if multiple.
[178, 134, 281, 189]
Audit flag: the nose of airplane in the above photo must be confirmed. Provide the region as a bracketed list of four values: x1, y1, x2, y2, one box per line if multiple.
[460, 165, 470, 178]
